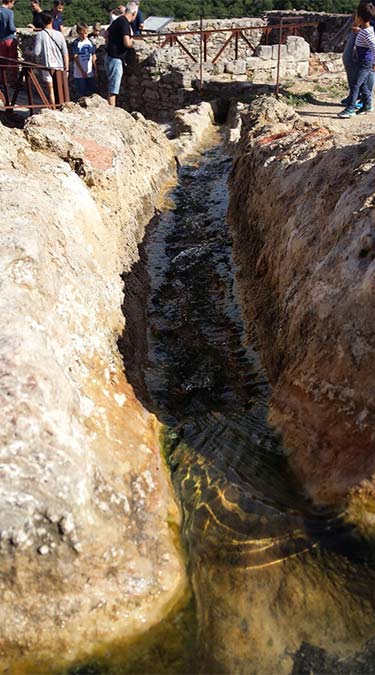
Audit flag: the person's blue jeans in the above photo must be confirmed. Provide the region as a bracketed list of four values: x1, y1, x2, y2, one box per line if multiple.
[347, 59, 373, 108]
[343, 32, 357, 89]
[104, 54, 123, 95]
[368, 69, 375, 94]
[343, 33, 374, 98]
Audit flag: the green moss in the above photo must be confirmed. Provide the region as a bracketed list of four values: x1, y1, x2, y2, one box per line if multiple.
[280, 90, 316, 107]
[160, 425, 181, 464]
[314, 82, 347, 97]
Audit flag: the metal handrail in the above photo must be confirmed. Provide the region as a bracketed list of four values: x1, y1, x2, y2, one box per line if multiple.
[137, 20, 319, 91]
[0, 19, 318, 114]
[0, 55, 70, 111]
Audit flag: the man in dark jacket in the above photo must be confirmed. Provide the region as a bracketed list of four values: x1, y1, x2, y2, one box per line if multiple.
[105, 1, 137, 106]
[131, 1, 144, 36]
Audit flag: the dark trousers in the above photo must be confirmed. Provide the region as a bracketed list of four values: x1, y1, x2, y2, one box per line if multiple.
[343, 35, 374, 98]
[348, 59, 373, 108]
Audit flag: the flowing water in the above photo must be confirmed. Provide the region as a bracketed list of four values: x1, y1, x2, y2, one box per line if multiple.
[121, 130, 375, 674]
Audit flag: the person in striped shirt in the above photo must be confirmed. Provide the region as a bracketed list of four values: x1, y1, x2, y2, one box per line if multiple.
[341, 1, 375, 107]
[339, 2, 375, 117]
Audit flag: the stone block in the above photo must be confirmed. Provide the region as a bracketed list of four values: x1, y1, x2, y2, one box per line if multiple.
[270, 67, 277, 83]
[225, 59, 247, 75]
[255, 45, 273, 60]
[143, 79, 158, 89]
[297, 61, 310, 77]
[286, 35, 298, 53]
[213, 62, 225, 75]
[284, 65, 297, 79]
[246, 56, 263, 70]
[127, 75, 139, 86]
[143, 88, 160, 100]
[283, 49, 298, 63]
[253, 68, 272, 84]
[272, 44, 287, 60]
[287, 35, 310, 60]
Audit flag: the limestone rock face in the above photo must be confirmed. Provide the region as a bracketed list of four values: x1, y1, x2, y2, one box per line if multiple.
[172, 101, 218, 160]
[228, 97, 375, 509]
[0, 96, 186, 672]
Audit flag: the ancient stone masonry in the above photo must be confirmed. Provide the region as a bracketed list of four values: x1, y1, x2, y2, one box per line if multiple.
[18, 23, 310, 122]
[265, 10, 352, 53]
[227, 97, 375, 517]
[0, 96, 188, 673]
[165, 17, 265, 63]
[251, 35, 310, 81]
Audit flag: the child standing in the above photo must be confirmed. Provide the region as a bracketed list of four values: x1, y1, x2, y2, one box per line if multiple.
[51, 0, 64, 31]
[72, 22, 96, 97]
[339, 2, 375, 117]
[88, 21, 101, 38]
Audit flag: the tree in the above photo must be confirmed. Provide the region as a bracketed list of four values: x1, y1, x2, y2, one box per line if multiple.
[14, 0, 353, 28]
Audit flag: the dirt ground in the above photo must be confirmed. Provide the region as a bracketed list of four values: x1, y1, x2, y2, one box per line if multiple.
[298, 101, 375, 136]
[281, 69, 375, 137]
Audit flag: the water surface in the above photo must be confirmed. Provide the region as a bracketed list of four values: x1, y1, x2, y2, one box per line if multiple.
[140, 132, 375, 674]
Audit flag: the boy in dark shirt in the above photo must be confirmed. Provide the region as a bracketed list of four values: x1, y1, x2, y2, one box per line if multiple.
[51, 0, 64, 32]
[28, 0, 43, 29]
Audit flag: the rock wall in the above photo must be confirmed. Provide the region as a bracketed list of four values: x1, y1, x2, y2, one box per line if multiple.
[17, 25, 310, 122]
[265, 10, 351, 53]
[227, 97, 375, 513]
[0, 95, 188, 673]
[252, 35, 310, 81]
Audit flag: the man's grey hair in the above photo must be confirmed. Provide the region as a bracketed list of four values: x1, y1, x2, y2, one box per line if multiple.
[125, 1, 138, 13]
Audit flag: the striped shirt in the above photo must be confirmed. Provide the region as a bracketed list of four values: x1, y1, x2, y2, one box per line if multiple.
[355, 26, 375, 63]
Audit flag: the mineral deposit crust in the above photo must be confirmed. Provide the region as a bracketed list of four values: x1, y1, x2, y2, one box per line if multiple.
[228, 97, 375, 513]
[0, 96, 187, 673]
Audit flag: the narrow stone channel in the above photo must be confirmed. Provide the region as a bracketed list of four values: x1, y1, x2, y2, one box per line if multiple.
[121, 130, 375, 675]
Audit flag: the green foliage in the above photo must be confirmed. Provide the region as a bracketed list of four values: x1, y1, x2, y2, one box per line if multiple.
[280, 89, 316, 106]
[14, 0, 353, 29]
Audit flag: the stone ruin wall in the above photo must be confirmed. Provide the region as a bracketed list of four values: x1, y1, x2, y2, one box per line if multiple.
[265, 10, 351, 53]
[18, 18, 311, 122]
[16, 9, 351, 123]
